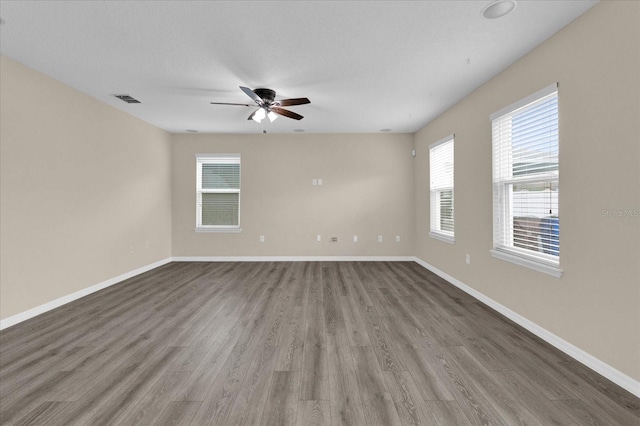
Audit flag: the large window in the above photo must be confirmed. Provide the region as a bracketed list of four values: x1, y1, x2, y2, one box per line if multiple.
[196, 154, 241, 232]
[491, 83, 562, 277]
[429, 135, 454, 243]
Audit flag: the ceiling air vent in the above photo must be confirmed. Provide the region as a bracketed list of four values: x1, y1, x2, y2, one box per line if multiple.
[114, 94, 141, 104]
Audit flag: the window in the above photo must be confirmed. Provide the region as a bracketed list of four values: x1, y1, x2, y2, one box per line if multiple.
[429, 135, 454, 243]
[196, 154, 241, 232]
[491, 83, 562, 277]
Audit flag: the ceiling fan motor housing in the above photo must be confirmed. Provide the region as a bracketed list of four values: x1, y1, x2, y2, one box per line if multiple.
[254, 88, 276, 104]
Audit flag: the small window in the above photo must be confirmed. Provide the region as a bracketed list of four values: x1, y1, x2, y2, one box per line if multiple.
[429, 135, 454, 243]
[490, 83, 562, 277]
[196, 154, 241, 232]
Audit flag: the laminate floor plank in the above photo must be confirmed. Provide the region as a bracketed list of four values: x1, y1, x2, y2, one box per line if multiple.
[187, 264, 291, 423]
[554, 398, 614, 426]
[334, 262, 352, 296]
[557, 360, 640, 419]
[13, 401, 75, 426]
[300, 263, 329, 401]
[153, 401, 201, 426]
[422, 400, 471, 426]
[489, 369, 577, 425]
[339, 295, 371, 347]
[346, 262, 395, 317]
[429, 348, 506, 425]
[189, 284, 285, 424]
[362, 313, 407, 372]
[322, 264, 346, 336]
[382, 370, 432, 426]
[275, 305, 305, 372]
[0, 371, 74, 424]
[441, 346, 543, 426]
[326, 333, 368, 426]
[297, 400, 331, 426]
[261, 370, 301, 426]
[351, 345, 403, 426]
[342, 262, 375, 308]
[114, 370, 192, 425]
[0, 261, 636, 426]
[225, 346, 278, 426]
[80, 346, 186, 426]
[381, 316, 456, 402]
[400, 296, 462, 347]
[171, 325, 242, 402]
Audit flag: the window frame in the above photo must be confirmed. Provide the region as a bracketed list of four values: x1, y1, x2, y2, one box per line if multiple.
[429, 135, 455, 244]
[490, 83, 563, 277]
[195, 153, 242, 233]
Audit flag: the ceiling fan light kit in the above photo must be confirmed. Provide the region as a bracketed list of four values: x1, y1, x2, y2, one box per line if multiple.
[211, 86, 310, 125]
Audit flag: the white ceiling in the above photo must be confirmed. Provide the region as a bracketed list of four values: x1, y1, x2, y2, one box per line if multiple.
[0, 0, 597, 134]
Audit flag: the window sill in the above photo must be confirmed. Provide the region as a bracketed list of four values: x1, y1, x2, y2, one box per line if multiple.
[490, 249, 563, 278]
[195, 227, 242, 233]
[429, 231, 455, 244]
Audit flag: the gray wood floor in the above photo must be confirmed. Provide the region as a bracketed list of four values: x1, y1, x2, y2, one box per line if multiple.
[0, 261, 638, 425]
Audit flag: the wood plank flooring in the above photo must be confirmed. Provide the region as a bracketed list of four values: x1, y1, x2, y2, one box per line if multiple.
[1, 261, 638, 425]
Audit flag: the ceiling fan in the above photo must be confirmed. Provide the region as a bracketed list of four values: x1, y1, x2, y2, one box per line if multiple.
[210, 86, 310, 123]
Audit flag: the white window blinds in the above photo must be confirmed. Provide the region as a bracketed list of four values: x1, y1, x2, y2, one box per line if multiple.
[491, 84, 560, 273]
[430, 136, 454, 242]
[196, 154, 241, 230]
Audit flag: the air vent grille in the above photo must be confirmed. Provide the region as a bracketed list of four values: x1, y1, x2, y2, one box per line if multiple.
[114, 94, 141, 104]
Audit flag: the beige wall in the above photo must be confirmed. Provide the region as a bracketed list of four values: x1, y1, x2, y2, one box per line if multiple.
[414, 1, 640, 381]
[0, 55, 173, 320]
[172, 133, 415, 257]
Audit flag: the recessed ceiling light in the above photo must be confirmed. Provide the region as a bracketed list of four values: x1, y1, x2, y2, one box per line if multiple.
[482, 0, 517, 19]
[379, 128, 392, 133]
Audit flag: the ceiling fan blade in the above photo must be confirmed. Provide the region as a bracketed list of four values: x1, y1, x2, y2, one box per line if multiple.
[271, 107, 304, 120]
[277, 98, 310, 107]
[247, 110, 257, 121]
[210, 102, 253, 107]
[240, 86, 263, 104]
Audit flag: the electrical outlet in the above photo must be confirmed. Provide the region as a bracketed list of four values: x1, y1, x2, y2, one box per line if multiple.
[466, 254, 471, 264]
[318, 178, 323, 186]
[312, 178, 317, 186]
[378, 235, 383, 243]
[317, 234, 321, 242]
[396, 235, 400, 242]
[353, 235, 358, 242]
[259, 235, 265, 243]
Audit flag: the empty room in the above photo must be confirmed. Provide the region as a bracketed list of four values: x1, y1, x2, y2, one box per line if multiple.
[1, 1, 638, 425]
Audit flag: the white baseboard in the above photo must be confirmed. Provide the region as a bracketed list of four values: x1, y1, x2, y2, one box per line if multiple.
[0, 257, 173, 331]
[171, 255, 415, 262]
[413, 257, 640, 398]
